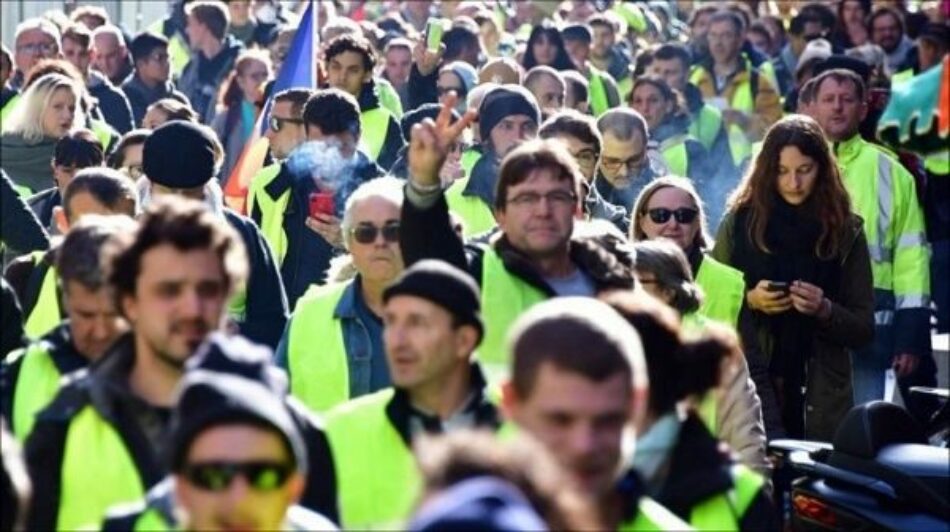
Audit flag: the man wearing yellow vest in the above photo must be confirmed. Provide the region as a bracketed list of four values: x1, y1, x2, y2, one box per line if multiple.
[324, 259, 500, 528]
[323, 34, 404, 171]
[401, 96, 637, 381]
[560, 23, 622, 117]
[21, 198, 246, 531]
[445, 85, 540, 237]
[587, 14, 632, 104]
[810, 69, 933, 411]
[690, 10, 781, 174]
[2, 215, 133, 441]
[502, 297, 691, 530]
[145, 0, 191, 79]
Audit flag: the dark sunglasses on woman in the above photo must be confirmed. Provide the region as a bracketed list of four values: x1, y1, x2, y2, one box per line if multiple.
[351, 222, 400, 244]
[646, 207, 699, 225]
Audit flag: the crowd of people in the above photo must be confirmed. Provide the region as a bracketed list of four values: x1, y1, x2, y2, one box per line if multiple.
[1, 0, 947, 529]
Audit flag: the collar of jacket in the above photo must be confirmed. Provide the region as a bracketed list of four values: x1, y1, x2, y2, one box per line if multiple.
[85, 332, 138, 422]
[698, 56, 752, 86]
[266, 161, 296, 201]
[333, 275, 363, 320]
[126, 75, 175, 99]
[356, 79, 382, 112]
[655, 413, 735, 516]
[653, 113, 692, 145]
[464, 151, 500, 206]
[831, 133, 864, 165]
[43, 321, 88, 376]
[384, 362, 499, 447]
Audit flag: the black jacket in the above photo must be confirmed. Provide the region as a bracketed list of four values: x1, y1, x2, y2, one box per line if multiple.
[0, 278, 24, 359]
[3, 247, 62, 330]
[0, 169, 49, 257]
[356, 81, 404, 171]
[26, 187, 59, 233]
[121, 75, 190, 127]
[88, 71, 134, 134]
[178, 36, 244, 123]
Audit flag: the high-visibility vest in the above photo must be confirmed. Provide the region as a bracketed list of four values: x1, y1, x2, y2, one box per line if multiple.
[325, 389, 420, 529]
[479, 248, 548, 383]
[892, 68, 914, 86]
[444, 178, 497, 237]
[375, 78, 404, 119]
[689, 67, 757, 167]
[588, 69, 611, 117]
[246, 164, 289, 264]
[146, 20, 190, 78]
[90, 119, 116, 151]
[287, 282, 350, 413]
[619, 496, 694, 531]
[360, 108, 392, 163]
[689, 103, 723, 151]
[58, 404, 146, 530]
[460, 147, 482, 178]
[23, 251, 60, 339]
[659, 135, 690, 177]
[7, 341, 61, 440]
[1, 93, 21, 126]
[694, 255, 745, 329]
[687, 463, 765, 530]
[834, 135, 930, 320]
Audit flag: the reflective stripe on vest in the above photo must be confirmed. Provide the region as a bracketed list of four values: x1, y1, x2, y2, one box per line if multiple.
[695, 256, 745, 329]
[688, 463, 765, 530]
[59, 405, 145, 530]
[24, 252, 60, 339]
[690, 104, 723, 150]
[659, 136, 689, 177]
[360, 108, 391, 162]
[460, 148, 482, 178]
[247, 164, 289, 264]
[288, 282, 350, 413]
[325, 389, 420, 529]
[444, 179, 496, 237]
[589, 71, 610, 117]
[620, 496, 694, 531]
[479, 248, 548, 383]
[9, 342, 61, 441]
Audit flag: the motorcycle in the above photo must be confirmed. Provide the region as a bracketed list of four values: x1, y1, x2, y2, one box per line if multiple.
[769, 391, 949, 531]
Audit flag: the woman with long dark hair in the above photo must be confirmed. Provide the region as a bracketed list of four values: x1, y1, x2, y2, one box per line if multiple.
[712, 115, 874, 440]
[522, 22, 576, 71]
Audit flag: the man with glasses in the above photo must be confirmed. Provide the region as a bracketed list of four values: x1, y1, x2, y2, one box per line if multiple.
[122, 32, 189, 127]
[595, 108, 664, 216]
[9, 18, 60, 91]
[277, 177, 404, 414]
[401, 96, 638, 380]
[539, 110, 629, 234]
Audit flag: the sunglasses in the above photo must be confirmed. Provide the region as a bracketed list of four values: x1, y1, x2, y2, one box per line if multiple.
[269, 116, 303, 132]
[646, 207, 699, 224]
[183, 461, 294, 492]
[351, 222, 400, 244]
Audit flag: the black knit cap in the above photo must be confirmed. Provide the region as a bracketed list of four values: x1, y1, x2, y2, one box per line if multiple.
[383, 259, 484, 344]
[167, 334, 307, 474]
[400, 103, 460, 143]
[814, 55, 871, 83]
[143, 120, 217, 189]
[478, 85, 541, 142]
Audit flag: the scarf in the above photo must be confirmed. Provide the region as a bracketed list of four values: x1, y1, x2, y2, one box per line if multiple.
[0, 133, 57, 194]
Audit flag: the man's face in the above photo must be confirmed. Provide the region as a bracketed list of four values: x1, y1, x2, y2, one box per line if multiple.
[175, 424, 304, 531]
[265, 101, 307, 160]
[64, 281, 128, 361]
[563, 39, 589, 66]
[383, 295, 470, 391]
[650, 58, 687, 92]
[488, 115, 537, 158]
[228, 0, 252, 25]
[813, 78, 866, 141]
[598, 131, 647, 186]
[591, 24, 613, 58]
[553, 133, 598, 183]
[871, 13, 903, 53]
[637, 186, 701, 252]
[528, 74, 564, 116]
[122, 244, 228, 368]
[707, 20, 742, 65]
[62, 37, 91, 75]
[347, 196, 403, 285]
[496, 168, 577, 259]
[0, 55, 11, 87]
[14, 28, 59, 76]
[841, 0, 867, 26]
[505, 363, 631, 496]
[92, 33, 127, 80]
[748, 31, 770, 57]
[630, 83, 671, 132]
[326, 51, 371, 98]
[137, 45, 171, 84]
[384, 47, 411, 86]
[185, 14, 207, 50]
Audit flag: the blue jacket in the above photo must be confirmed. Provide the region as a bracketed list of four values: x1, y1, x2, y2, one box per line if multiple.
[88, 71, 134, 134]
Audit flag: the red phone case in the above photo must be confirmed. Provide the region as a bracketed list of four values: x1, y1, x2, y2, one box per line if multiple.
[309, 192, 334, 217]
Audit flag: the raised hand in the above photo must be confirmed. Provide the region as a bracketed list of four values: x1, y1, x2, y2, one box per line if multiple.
[408, 92, 477, 187]
[413, 39, 444, 77]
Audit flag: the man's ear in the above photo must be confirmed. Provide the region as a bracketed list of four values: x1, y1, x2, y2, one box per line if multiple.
[53, 206, 69, 234]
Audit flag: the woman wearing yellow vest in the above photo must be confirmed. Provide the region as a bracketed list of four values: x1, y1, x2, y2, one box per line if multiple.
[277, 177, 404, 413]
[605, 292, 778, 531]
[628, 76, 707, 181]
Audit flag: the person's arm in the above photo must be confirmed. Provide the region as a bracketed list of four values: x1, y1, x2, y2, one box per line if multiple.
[407, 41, 442, 110]
[716, 353, 769, 478]
[0, 171, 49, 255]
[235, 216, 289, 349]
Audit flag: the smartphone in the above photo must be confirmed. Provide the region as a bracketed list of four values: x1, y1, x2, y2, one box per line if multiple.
[309, 191, 334, 218]
[767, 281, 790, 294]
[426, 18, 443, 53]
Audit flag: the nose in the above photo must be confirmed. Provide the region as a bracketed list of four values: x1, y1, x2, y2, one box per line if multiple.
[569, 424, 597, 456]
[225, 474, 252, 507]
[179, 289, 205, 318]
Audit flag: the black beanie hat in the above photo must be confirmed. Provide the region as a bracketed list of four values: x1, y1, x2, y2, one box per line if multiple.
[814, 55, 871, 84]
[383, 259, 484, 344]
[143, 120, 217, 189]
[401, 103, 460, 143]
[478, 85, 541, 143]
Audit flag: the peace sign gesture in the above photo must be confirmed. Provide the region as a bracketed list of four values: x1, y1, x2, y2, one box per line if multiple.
[408, 92, 477, 187]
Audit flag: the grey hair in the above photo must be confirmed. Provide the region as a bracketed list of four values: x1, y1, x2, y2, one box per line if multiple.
[597, 107, 649, 141]
[91, 23, 126, 47]
[341, 176, 404, 251]
[632, 239, 704, 315]
[14, 17, 61, 51]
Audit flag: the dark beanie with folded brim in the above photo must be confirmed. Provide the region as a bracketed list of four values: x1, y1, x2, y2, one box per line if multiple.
[143, 120, 218, 189]
[383, 259, 484, 345]
[478, 85, 541, 143]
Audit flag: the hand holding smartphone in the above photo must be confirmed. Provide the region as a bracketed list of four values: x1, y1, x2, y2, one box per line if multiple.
[767, 281, 790, 294]
[309, 191, 334, 218]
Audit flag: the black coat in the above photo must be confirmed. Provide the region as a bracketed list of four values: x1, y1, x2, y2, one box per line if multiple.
[0, 169, 49, 257]
[88, 72, 134, 134]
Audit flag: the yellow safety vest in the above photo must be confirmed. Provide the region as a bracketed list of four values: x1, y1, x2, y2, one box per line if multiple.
[460, 148, 482, 178]
[588, 67, 612, 117]
[688, 464, 765, 530]
[892, 68, 914, 86]
[444, 178, 497, 237]
[1, 93, 21, 126]
[689, 67, 756, 167]
[620, 496, 695, 531]
[659, 136, 690, 177]
[689, 103, 723, 151]
[694, 255, 745, 329]
[58, 405, 145, 530]
[146, 20, 190, 79]
[375, 78, 404, 119]
[325, 389, 420, 529]
[360, 108, 392, 163]
[7, 341, 61, 440]
[287, 282, 350, 413]
[478, 248, 548, 384]
[246, 164, 289, 264]
[90, 119, 116, 151]
[24, 252, 60, 340]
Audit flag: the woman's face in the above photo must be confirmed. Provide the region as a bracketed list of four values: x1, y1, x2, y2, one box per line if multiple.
[237, 59, 270, 103]
[638, 187, 701, 252]
[630, 84, 672, 132]
[532, 34, 557, 66]
[777, 145, 818, 205]
[42, 88, 77, 138]
[143, 107, 169, 130]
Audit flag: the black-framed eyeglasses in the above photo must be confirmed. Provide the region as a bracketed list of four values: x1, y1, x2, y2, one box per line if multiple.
[508, 190, 578, 209]
[601, 153, 646, 172]
[351, 221, 400, 244]
[183, 461, 294, 492]
[16, 42, 56, 55]
[571, 149, 599, 167]
[646, 207, 699, 225]
[269, 116, 304, 132]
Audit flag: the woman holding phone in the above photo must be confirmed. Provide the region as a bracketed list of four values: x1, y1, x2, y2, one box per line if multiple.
[712, 115, 874, 440]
